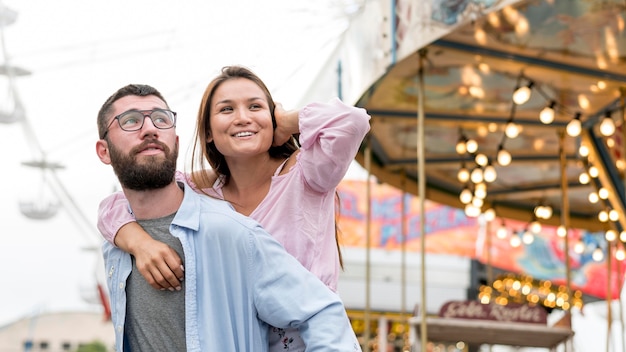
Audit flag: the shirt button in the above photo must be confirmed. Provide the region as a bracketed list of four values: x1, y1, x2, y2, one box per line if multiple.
[119, 282, 124, 289]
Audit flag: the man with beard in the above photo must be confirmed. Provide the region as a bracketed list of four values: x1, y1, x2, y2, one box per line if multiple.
[95, 84, 361, 352]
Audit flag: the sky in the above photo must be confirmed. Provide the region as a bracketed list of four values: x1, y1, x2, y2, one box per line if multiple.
[0, 0, 368, 327]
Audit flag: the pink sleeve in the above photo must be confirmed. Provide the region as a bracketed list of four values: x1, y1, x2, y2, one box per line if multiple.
[298, 97, 371, 192]
[97, 191, 135, 245]
[98, 170, 190, 245]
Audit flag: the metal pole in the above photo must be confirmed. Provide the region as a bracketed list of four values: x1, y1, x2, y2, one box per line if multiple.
[559, 131, 572, 315]
[417, 48, 428, 352]
[363, 136, 372, 352]
[607, 243, 612, 352]
[401, 171, 407, 320]
[615, 87, 626, 352]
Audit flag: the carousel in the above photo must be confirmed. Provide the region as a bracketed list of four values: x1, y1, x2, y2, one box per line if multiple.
[347, 0, 626, 351]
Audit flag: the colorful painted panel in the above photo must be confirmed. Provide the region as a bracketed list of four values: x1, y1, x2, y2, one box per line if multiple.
[337, 180, 623, 299]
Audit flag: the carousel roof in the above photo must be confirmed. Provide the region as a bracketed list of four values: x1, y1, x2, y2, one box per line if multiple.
[355, 0, 626, 233]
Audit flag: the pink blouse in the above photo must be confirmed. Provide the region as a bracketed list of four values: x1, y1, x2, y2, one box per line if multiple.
[97, 98, 371, 291]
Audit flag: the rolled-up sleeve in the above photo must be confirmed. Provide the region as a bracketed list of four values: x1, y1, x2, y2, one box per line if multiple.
[298, 98, 371, 192]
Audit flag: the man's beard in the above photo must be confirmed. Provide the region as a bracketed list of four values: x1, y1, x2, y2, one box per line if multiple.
[108, 139, 178, 191]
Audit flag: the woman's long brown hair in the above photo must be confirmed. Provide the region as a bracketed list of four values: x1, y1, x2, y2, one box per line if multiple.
[191, 65, 344, 270]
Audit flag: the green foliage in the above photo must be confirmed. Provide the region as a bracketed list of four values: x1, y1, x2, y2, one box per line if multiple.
[75, 340, 108, 352]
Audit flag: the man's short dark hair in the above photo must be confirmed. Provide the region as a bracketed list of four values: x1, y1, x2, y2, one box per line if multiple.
[97, 84, 168, 139]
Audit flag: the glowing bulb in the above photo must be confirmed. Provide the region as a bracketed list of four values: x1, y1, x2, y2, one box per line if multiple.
[605, 229, 617, 242]
[599, 210, 609, 222]
[471, 167, 484, 183]
[483, 165, 497, 183]
[592, 246, 604, 261]
[460, 188, 473, 204]
[474, 185, 487, 199]
[621, 231, 626, 242]
[522, 230, 535, 244]
[465, 139, 478, 154]
[457, 167, 470, 183]
[530, 221, 542, 234]
[539, 102, 556, 124]
[505, 122, 520, 138]
[483, 208, 496, 222]
[513, 84, 532, 105]
[474, 27, 487, 45]
[566, 115, 582, 137]
[616, 248, 626, 261]
[465, 204, 480, 217]
[579, 172, 590, 184]
[557, 225, 567, 238]
[579, 145, 589, 157]
[475, 153, 488, 167]
[456, 139, 467, 154]
[497, 148, 511, 166]
[609, 209, 619, 221]
[497, 225, 508, 239]
[588, 192, 599, 203]
[598, 187, 609, 199]
[574, 241, 585, 254]
[600, 114, 616, 136]
[510, 233, 522, 247]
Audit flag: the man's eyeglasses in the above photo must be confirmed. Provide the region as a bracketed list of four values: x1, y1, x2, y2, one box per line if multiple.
[102, 109, 177, 139]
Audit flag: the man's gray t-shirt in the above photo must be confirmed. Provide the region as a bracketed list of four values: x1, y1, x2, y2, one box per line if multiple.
[125, 213, 186, 352]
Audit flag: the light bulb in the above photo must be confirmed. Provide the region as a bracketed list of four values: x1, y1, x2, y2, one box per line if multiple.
[460, 188, 473, 204]
[497, 148, 511, 166]
[588, 192, 599, 203]
[522, 230, 535, 244]
[457, 167, 470, 183]
[510, 233, 522, 247]
[566, 114, 582, 137]
[530, 221, 542, 234]
[465, 204, 481, 217]
[466, 139, 478, 154]
[557, 225, 567, 238]
[605, 229, 617, 242]
[513, 84, 532, 105]
[475, 153, 488, 167]
[600, 113, 615, 136]
[598, 187, 609, 199]
[474, 185, 487, 199]
[616, 248, 626, 261]
[483, 208, 495, 222]
[496, 225, 508, 239]
[539, 102, 556, 124]
[592, 246, 604, 261]
[456, 139, 467, 154]
[483, 165, 497, 183]
[543, 205, 552, 219]
[578, 172, 590, 184]
[505, 122, 520, 138]
[470, 167, 484, 183]
[574, 241, 585, 254]
[474, 26, 487, 45]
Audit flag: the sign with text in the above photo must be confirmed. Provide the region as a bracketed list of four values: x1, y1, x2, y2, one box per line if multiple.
[438, 300, 547, 325]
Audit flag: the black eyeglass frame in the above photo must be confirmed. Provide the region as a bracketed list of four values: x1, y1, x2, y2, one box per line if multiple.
[102, 109, 177, 139]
